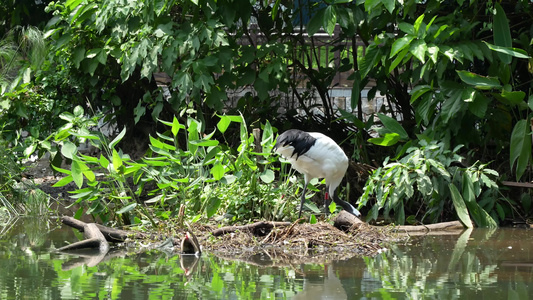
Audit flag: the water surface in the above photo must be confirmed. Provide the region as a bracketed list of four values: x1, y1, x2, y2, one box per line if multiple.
[1, 218, 532, 299]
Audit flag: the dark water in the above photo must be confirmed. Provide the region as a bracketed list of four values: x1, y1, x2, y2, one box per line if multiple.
[1, 218, 532, 299]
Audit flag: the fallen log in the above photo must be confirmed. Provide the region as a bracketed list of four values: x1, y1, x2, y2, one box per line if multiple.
[211, 221, 292, 237]
[393, 221, 465, 232]
[61, 216, 148, 243]
[332, 211, 465, 234]
[333, 210, 365, 231]
[58, 223, 110, 253]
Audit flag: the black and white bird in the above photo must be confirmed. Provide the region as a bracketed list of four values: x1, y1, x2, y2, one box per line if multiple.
[273, 129, 361, 218]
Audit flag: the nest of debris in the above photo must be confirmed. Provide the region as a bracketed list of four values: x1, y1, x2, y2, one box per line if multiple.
[198, 219, 399, 259]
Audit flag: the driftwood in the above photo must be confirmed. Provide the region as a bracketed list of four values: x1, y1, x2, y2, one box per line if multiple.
[211, 221, 292, 236]
[393, 221, 465, 232]
[332, 211, 465, 234]
[333, 211, 365, 231]
[61, 216, 148, 243]
[58, 222, 110, 252]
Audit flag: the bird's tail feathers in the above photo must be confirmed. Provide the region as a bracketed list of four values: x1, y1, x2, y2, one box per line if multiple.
[335, 199, 361, 217]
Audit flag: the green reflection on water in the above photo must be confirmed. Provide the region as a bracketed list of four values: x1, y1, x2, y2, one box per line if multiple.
[1, 219, 533, 299]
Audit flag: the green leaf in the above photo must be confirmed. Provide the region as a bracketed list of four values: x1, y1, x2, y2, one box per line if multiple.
[510, 119, 531, 180]
[456, 70, 501, 89]
[410, 39, 427, 63]
[109, 127, 126, 149]
[71, 160, 84, 188]
[323, 6, 337, 36]
[117, 203, 137, 214]
[259, 169, 275, 183]
[462, 173, 475, 204]
[99, 154, 110, 169]
[271, 0, 281, 19]
[217, 115, 232, 133]
[377, 113, 409, 140]
[382, 0, 395, 14]
[73, 47, 85, 68]
[83, 168, 96, 183]
[206, 197, 221, 218]
[390, 36, 415, 58]
[23, 144, 37, 158]
[410, 85, 432, 103]
[309, 214, 317, 224]
[398, 22, 414, 35]
[189, 139, 219, 147]
[149, 135, 176, 150]
[413, 14, 425, 35]
[112, 149, 123, 172]
[368, 133, 400, 146]
[360, 44, 381, 79]
[483, 42, 530, 59]
[350, 71, 361, 110]
[61, 141, 78, 159]
[501, 90, 526, 105]
[468, 92, 490, 118]
[65, 0, 83, 10]
[389, 48, 409, 74]
[210, 162, 225, 180]
[52, 175, 74, 187]
[134, 101, 145, 124]
[172, 116, 184, 136]
[493, 3, 512, 64]
[73, 105, 84, 117]
[328, 201, 337, 214]
[307, 8, 326, 36]
[449, 183, 473, 228]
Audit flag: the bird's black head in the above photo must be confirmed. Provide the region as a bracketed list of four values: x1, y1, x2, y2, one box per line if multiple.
[274, 129, 317, 159]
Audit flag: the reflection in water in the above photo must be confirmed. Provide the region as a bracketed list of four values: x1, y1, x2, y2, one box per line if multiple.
[0, 219, 533, 299]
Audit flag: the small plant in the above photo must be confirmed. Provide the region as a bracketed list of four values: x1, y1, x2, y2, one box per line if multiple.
[49, 105, 149, 226]
[49, 107, 298, 224]
[358, 140, 501, 227]
[0, 137, 51, 219]
[134, 114, 295, 222]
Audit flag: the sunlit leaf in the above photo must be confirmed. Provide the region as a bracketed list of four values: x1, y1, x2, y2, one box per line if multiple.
[109, 127, 126, 149]
[449, 183, 473, 228]
[456, 70, 501, 89]
[409, 39, 427, 63]
[52, 175, 74, 187]
[500, 90, 526, 105]
[323, 6, 336, 36]
[117, 203, 137, 214]
[483, 42, 530, 59]
[71, 160, 84, 188]
[309, 214, 317, 224]
[210, 162, 225, 180]
[217, 115, 232, 133]
[368, 133, 400, 146]
[390, 36, 415, 58]
[61, 141, 77, 159]
[259, 169, 275, 183]
[112, 149, 123, 172]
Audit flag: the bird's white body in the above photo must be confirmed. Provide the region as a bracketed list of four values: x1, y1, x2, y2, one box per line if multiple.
[275, 132, 348, 188]
[274, 129, 360, 217]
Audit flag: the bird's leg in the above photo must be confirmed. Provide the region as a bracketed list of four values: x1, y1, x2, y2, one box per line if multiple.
[298, 175, 311, 218]
[298, 184, 307, 218]
[324, 186, 331, 212]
